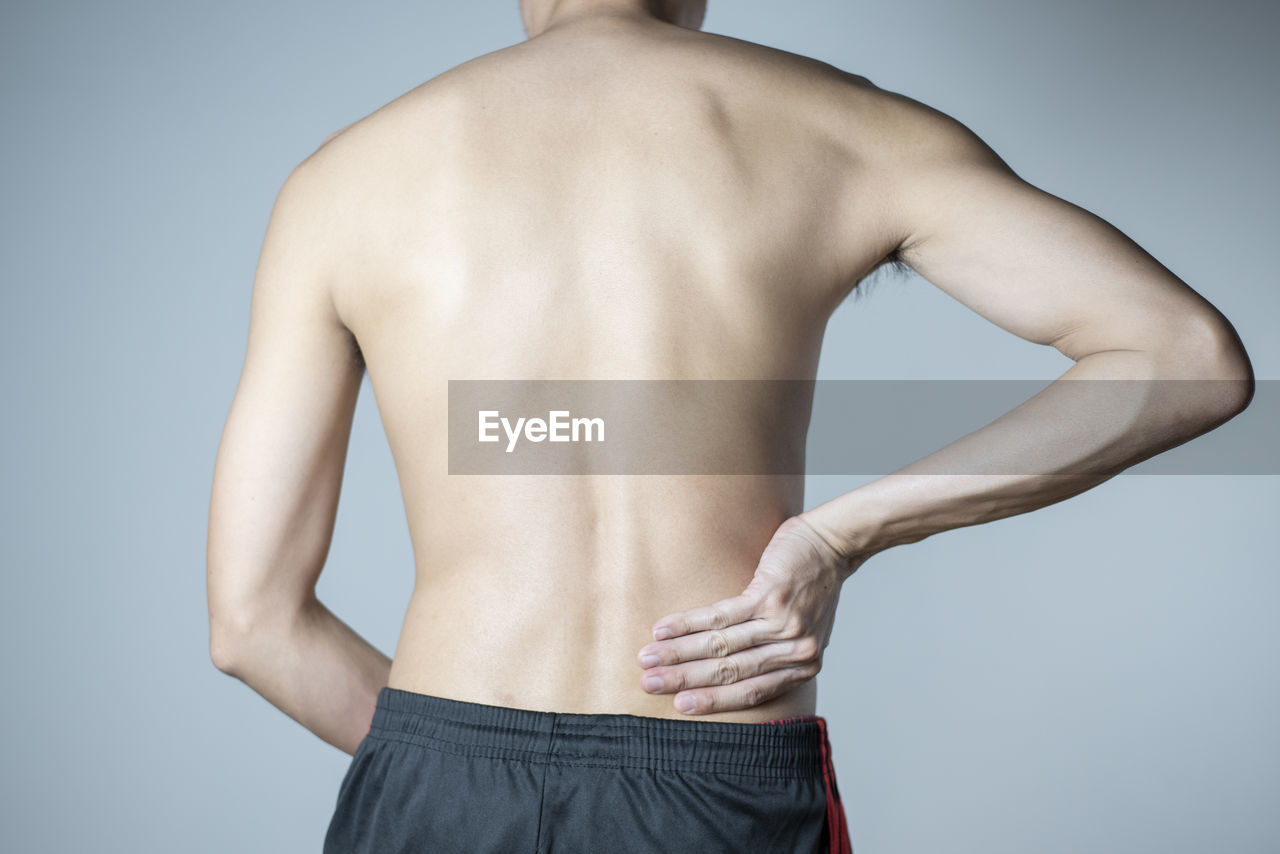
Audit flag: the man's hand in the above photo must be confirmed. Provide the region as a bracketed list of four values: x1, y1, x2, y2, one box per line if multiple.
[636, 515, 863, 715]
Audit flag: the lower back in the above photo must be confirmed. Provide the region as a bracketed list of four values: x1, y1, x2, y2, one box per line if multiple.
[387, 474, 819, 721]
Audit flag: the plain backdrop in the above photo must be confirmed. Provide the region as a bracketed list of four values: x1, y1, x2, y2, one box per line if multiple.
[1, 1, 1276, 852]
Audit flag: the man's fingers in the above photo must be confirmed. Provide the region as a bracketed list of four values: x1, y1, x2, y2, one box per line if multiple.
[650, 592, 759, 641]
[636, 618, 774, 668]
[639, 641, 806, 695]
[671, 668, 807, 716]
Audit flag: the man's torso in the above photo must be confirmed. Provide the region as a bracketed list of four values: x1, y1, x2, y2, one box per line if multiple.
[314, 18, 904, 720]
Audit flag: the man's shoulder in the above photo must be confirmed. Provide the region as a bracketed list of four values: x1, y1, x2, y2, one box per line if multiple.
[788, 63, 1006, 183]
[293, 32, 982, 201]
[290, 69, 472, 188]
[660, 34, 957, 159]
[305, 31, 919, 153]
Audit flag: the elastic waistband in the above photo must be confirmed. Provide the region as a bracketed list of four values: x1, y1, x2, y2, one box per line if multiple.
[367, 686, 828, 780]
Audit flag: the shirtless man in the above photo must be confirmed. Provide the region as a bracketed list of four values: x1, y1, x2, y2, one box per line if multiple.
[206, 1, 1253, 850]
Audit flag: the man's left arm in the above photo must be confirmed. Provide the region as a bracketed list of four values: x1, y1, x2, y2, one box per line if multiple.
[207, 149, 389, 757]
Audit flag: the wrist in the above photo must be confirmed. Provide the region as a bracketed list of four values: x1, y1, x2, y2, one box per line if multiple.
[797, 500, 882, 581]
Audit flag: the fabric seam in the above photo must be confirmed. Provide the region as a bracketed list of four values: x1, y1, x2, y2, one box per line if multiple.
[533, 712, 555, 853]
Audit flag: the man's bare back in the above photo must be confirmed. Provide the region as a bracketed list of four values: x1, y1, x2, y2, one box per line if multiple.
[293, 16, 897, 722]
[209, 4, 1252, 754]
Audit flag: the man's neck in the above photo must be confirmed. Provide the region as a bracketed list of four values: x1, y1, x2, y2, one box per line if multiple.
[524, 0, 675, 38]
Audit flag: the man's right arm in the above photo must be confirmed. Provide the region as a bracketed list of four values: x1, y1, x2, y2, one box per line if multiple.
[802, 96, 1254, 568]
[633, 87, 1254, 716]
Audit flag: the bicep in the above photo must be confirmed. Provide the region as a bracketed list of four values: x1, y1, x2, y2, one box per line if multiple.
[885, 108, 1234, 362]
[208, 164, 364, 622]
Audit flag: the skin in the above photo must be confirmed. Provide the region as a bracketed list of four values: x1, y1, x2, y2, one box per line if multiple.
[206, 0, 1252, 756]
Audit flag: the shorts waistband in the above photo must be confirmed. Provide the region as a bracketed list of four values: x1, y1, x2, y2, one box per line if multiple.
[367, 686, 828, 780]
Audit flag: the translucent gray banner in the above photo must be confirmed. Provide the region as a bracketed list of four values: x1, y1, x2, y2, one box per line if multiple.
[447, 379, 1272, 475]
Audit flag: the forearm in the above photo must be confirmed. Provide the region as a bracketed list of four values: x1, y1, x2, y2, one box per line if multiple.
[802, 345, 1252, 572]
[211, 597, 392, 756]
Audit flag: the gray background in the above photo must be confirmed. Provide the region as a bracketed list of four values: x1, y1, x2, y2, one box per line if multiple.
[1, 1, 1275, 851]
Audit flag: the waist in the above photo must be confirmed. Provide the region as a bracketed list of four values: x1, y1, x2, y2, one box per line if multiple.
[366, 685, 829, 777]
[389, 591, 819, 723]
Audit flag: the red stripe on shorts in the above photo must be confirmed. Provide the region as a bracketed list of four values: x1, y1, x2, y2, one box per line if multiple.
[757, 716, 852, 852]
[816, 718, 852, 854]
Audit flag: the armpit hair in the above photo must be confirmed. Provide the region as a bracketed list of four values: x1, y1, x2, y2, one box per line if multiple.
[347, 329, 367, 371]
[849, 248, 913, 303]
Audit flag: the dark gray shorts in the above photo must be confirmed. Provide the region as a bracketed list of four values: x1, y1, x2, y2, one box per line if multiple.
[323, 686, 852, 853]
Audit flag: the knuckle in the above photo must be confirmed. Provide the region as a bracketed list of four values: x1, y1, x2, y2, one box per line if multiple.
[706, 630, 731, 658]
[713, 658, 740, 685]
[760, 590, 786, 615]
[793, 635, 820, 661]
[709, 605, 731, 631]
[763, 615, 788, 637]
[741, 683, 765, 707]
[779, 616, 804, 639]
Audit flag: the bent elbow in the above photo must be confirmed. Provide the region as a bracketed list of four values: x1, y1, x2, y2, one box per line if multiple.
[210, 632, 241, 676]
[1159, 312, 1255, 422]
[1199, 318, 1254, 419]
[208, 605, 258, 677]
[1213, 362, 1255, 421]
